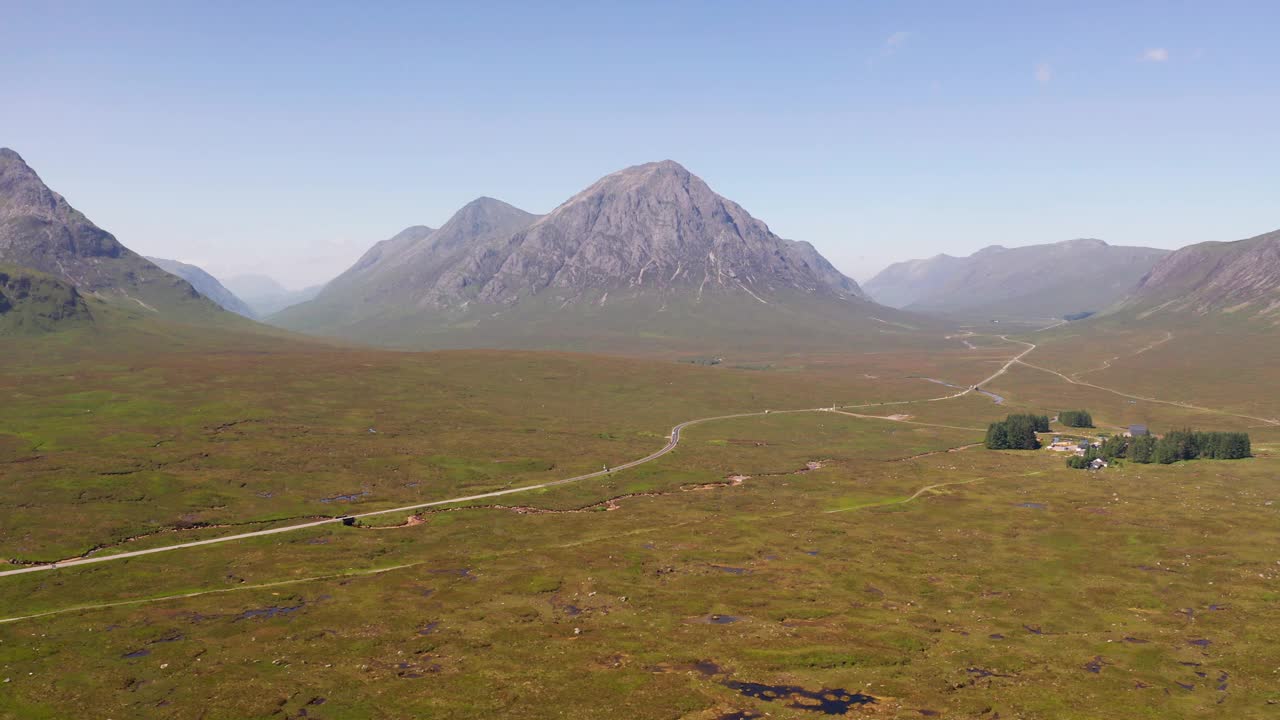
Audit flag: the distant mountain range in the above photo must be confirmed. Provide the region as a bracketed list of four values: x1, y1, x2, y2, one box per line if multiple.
[864, 239, 1170, 320]
[222, 275, 325, 317]
[10, 144, 1273, 346]
[0, 148, 224, 325]
[274, 160, 902, 350]
[145, 257, 255, 318]
[1117, 229, 1280, 321]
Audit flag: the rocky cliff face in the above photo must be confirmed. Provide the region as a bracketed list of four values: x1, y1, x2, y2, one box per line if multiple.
[1126, 229, 1280, 318]
[0, 148, 220, 318]
[461, 160, 863, 306]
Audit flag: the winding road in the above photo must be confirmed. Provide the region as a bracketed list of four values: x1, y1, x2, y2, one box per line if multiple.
[0, 344, 1037, 582]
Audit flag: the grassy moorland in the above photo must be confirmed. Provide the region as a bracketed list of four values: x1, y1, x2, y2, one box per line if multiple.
[1021, 315, 1280, 422]
[0, 324, 998, 563]
[1, 324, 1277, 718]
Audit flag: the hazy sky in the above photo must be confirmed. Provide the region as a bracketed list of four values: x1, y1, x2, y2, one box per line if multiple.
[4, 1, 1278, 287]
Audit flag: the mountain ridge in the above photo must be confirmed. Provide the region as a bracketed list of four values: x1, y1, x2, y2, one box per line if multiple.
[864, 238, 1169, 320]
[1117, 228, 1280, 320]
[273, 160, 902, 350]
[146, 256, 256, 318]
[0, 148, 224, 321]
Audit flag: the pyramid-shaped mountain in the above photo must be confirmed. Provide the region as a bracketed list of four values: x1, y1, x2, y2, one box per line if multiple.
[275, 161, 901, 350]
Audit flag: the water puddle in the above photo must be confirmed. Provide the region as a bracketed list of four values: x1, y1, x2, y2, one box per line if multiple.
[1188, 638, 1212, 647]
[417, 622, 440, 636]
[977, 389, 1005, 404]
[649, 660, 726, 676]
[319, 491, 370, 503]
[121, 648, 151, 659]
[236, 604, 303, 621]
[711, 565, 750, 575]
[721, 680, 876, 714]
[1017, 502, 1047, 509]
[685, 614, 742, 625]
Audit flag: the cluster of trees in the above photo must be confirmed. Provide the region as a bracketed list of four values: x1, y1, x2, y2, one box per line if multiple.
[1065, 428, 1251, 469]
[985, 414, 1050, 450]
[1065, 454, 1097, 469]
[1059, 410, 1094, 428]
[1137, 430, 1250, 464]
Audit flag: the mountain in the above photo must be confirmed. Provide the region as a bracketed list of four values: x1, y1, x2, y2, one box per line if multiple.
[275, 197, 539, 331]
[0, 148, 222, 320]
[273, 161, 902, 351]
[1117, 229, 1280, 321]
[864, 239, 1170, 321]
[222, 274, 325, 317]
[146, 257, 255, 318]
[0, 263, 93, 335]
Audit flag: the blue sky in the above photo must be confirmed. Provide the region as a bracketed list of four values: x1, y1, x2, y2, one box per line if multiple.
[3, 1, 1278, 286]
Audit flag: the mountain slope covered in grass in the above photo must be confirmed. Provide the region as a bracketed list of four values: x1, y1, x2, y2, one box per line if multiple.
[0, 263, 93, 335]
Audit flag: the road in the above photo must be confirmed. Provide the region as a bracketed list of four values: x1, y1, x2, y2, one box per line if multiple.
[0, 336, 1034, 581]
[0, 409, 826, 579]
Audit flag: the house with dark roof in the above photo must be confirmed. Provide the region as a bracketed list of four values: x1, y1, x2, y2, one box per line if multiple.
[1127, 424, 1150, 437]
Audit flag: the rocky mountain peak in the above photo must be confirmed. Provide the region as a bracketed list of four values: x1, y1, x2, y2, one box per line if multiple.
[0, 148, 220, 318]
[466, 160, 860, 305]
[274, 160, 870, 345]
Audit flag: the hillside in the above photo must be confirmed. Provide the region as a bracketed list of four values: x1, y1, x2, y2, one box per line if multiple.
[865, 239, 1169, 321]
[274, 161, 913, 351]
[0, 148, 223, 321]
[223, 274, 325, 317]
[0, 263, 93, 335]
[146, 256, 255, 317]
[1117, 228, 1280, 321]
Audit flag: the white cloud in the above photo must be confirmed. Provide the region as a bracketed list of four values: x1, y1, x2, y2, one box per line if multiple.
[884, 31, 911, 49]
[1142, 48, 1170, 62]
[1035, 62, 1053, 85]
[866, 31, 912, 66]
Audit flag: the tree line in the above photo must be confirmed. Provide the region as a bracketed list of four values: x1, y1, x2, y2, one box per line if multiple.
[1058, 410, 1093, 428]
[1066, 428, 1251, 468]
[985, 414, 1050, 450]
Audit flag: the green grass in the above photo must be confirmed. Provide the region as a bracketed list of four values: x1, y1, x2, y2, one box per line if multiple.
[1, 320, 1278, 718]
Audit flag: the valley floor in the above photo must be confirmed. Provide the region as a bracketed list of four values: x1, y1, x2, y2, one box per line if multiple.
[1, 329, 1277, 718]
